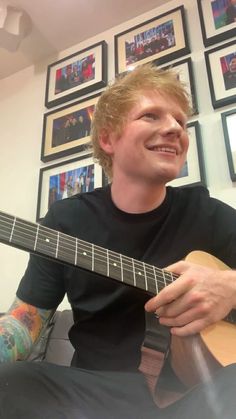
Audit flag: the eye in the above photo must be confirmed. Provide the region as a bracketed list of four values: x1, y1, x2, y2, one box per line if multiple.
[139, 113, 158, 121]
[176, 118, 186, 129]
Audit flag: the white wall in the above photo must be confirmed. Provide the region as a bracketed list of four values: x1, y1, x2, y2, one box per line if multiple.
[0, 0, 235, 311]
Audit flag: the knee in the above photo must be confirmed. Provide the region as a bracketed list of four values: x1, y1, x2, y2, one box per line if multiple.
[0, 361, 30, 388]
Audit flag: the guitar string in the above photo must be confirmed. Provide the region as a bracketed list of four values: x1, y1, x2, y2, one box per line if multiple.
[0, 215, 177, 286]
[0, 226, 173, 292]
[0, 233, 173, 294]
[1, 214, 236, 323]
[0, 214, 176, 282]
[0, 230, 175, 293]
[0, 214, 175, 278]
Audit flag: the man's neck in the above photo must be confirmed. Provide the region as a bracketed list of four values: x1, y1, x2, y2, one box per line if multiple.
[110, 178, 166, 214]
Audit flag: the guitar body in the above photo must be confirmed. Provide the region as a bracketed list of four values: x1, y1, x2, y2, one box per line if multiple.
[170, 251, 236, 388]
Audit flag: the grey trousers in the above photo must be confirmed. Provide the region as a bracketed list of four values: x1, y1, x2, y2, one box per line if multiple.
[0, 361, 235, 419]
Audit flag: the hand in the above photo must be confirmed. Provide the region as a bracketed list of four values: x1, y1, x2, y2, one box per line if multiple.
[145, 261, 236, 337]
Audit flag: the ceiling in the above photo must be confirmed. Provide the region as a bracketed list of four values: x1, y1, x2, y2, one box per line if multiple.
[0, 0, 168, 80]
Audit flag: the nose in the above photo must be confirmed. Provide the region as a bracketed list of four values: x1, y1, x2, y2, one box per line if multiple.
[159, 114, 183, 137]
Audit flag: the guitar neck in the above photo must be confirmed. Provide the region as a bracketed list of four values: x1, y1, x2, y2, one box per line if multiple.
[1, 210, 235, 326]
[0, 210, 176, 296]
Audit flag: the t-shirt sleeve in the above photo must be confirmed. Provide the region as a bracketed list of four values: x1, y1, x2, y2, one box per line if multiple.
[16, 203, 66, 309]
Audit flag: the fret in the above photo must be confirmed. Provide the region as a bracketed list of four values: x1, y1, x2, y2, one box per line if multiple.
[55, 232, 59, 259]
[76, 241, 93, 271]
[162, 269, 167, 287]
[34, 224, 39, 251]
[36, 225, 58, 258]
[92, 244, 108, 276]
[164, 270, 174, 286]
[106, 249, 109, 277]
[74, 238, 78, 266]
[170, 272, 174, 283]
[120, 254, 124, 282]
[0, 210, 176, 297]
[143, 262, 148, 291]
[122, 257, 136, 287]
[160, 269, 174, 291]
[11, 218, 36, 250]
[9, 217, 16, 242]
[133, 260, 146, 291]
[153, 266, 158, 294]
[91, 244, 95, 271]
[144, 265, 158, 295]
[132, 258, 136, 287]
[157, 269, 167, 292]
[0, 212, 14, 243]
[57, 232, 76, 265]
[108, 251, 122, 283]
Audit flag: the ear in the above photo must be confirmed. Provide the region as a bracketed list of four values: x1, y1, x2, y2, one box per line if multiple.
[98, 129, 115, 155]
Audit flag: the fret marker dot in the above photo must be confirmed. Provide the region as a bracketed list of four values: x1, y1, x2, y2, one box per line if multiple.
[113, 263, 117, 267]
[83, 252, 87, 256]
[138, 272, 142, 275]
[45, 238, 50, 243]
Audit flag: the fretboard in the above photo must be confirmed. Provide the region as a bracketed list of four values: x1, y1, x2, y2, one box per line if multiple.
[0, 210, 235, 325]
[0, 210, 176, 296]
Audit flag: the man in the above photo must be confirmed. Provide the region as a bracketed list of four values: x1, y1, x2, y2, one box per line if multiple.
[55, 64, 74, 94]
[223, 55, 236, 90]
[0, 64, 236, 419]
[225, 0, 236, 25]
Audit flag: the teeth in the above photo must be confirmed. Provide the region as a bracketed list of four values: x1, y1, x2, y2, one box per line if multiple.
[148, 146, 176, 154]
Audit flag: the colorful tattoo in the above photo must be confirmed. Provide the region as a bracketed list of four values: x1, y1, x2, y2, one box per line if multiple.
[0, 297, 55, 363]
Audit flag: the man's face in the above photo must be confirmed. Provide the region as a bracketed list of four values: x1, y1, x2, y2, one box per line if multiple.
[104, 90, 189, 186]
[229, 58, 236, 72]
[66, 66, 72, 75]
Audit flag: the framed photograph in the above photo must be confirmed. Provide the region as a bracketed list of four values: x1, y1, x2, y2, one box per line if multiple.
[36, 155, 103, 221]
[45, 40, 107, 108]
[221, 108, 236, 181]
[205, 40, 236, 109]
[197, 0, 236, 47]
[167, 121, 206, 188]
[162, 57, 198, 114]
[114, 6, 190, 75]
[41, 93, 100, 162]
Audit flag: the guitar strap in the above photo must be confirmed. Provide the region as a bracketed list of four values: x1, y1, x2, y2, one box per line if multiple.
[138, 312, 170, 397]
[139, 312, 187, 408]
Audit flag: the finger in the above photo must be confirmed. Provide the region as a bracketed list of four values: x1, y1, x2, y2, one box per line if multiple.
[145, 273, 193, 312]
[170, 318, 210, 337]
[158, 306, 203, 328]
[165, 260, 192, 275]
[156, 291, 198, 318]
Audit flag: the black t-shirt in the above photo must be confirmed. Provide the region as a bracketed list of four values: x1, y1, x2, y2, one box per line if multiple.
[17, 185, 236, 371]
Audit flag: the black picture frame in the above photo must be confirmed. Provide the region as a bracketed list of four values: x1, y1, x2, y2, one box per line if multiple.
[205, 40, 236, 109]
[45, 40, 107, 109]
[167, 121, 206, 188]
[36, 154, 103, 221]
[197, 0, 236, 47]
[41, 93, 100, 162]
[114, 6, 190, 75]
[221, 108, 236, 181]
[162, 57, 198, 115]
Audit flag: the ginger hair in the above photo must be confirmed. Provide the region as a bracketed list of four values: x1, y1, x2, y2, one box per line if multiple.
[91, 63, 192, 179]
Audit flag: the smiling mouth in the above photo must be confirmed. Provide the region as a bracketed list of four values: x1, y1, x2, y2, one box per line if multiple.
[146, 146, 177, 155]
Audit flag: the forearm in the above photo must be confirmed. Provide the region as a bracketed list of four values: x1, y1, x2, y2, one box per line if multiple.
[0, 315, 32, 362]
[0, 297, 55, 363]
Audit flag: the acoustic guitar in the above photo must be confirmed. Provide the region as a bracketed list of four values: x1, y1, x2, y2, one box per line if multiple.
[0, 210, 235, 393]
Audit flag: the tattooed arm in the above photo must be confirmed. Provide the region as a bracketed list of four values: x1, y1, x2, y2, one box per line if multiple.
[0, 297, 55, 363]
